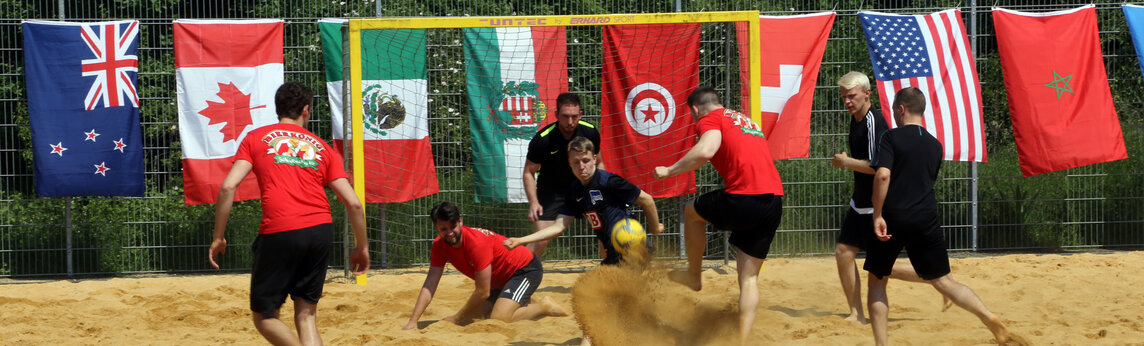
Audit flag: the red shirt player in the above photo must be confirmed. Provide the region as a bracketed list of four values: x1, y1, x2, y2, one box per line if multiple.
[654, 86, 784, 344]
[209, 82, 369, 345]
[403, 202, 567, 329]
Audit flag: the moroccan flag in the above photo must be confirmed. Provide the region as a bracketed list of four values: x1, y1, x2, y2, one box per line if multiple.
[175, 19, 283, 205]
[736, 12, 835, 160]
[464, 27, 568, 203]
[601, 23, 699, 198]
[23, 20, 144, 197]
[859, 10, 987, 162]
[319, 19, 438, 203]
[1123, 5, 1144, 83]
[994, 6, 1127, 176]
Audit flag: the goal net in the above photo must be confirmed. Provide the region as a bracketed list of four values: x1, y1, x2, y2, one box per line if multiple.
[322, 11, 761, 271]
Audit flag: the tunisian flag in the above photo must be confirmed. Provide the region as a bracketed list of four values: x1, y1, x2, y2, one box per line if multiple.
[994, 6, 1127, 176]
[175, 19, 283, 205]
[736, 12, 835, 160]
[601, 23, 699, 198]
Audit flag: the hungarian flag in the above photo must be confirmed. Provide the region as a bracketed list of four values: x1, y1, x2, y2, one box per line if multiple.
[319, 19, 438, 203]
[23, 20, 144, 197]
[859, 10, 987, 162]
[175, 19, 283, 205]
[601, 23, 699, 198]
[736, 12, 835, 160]
[463, 27, 567, 203]
[994, 6, 1127, 176]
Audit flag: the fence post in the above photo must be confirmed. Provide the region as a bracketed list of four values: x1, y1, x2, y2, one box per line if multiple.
[341, 22, 353, 279]
[66, 198, 73, 278]
[969, 1, 980, 252]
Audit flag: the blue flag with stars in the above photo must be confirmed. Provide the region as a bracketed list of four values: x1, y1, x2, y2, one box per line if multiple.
[23, 20, 144, 197]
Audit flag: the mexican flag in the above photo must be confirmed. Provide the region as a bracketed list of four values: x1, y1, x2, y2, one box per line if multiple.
[175, 19, 282, 205]
[320, 19, 438, 203]
[463, 27, 568, 203]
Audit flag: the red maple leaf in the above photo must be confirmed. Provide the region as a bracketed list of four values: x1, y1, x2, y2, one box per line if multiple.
[199, 82, 266, 142]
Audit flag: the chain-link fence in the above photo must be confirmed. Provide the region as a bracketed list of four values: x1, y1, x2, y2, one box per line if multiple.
[1, 0, 1141, 277]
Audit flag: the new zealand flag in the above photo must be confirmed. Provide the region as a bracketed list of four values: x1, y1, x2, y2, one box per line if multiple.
[23, 20, 144, 196]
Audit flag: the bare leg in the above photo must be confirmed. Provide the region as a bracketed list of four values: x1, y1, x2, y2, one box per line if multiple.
[253, 309, 303, 346]
[293, 299, 322, 346]
[527, 219, 556, 254]
[489, 296, 569, 322]
[867, 274, 890, 346]
[735, 250, 765, 346]
[668, 201, 706, 291]
[834, 243, 866, 324]
[888, 262, 953, 311]
[930, 274, 1011, 344]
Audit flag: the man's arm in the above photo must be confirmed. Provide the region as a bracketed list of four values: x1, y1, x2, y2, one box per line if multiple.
[872, 167, 892, 241]
[831, 152, 876, 174]
[444, 265, 493, 324]
[506, 214, 574, 249]
[209, 160, 253, 269]
[654, 130, 721, 179]
[328, 178, 370, 274]
[633, 191, 664, 235]
[403, 266, 445, 330]
[523, 160, 543, 222]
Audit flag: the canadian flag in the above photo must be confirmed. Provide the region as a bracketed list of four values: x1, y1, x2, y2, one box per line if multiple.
[737, 12, 835, 160]
[175, 19, 284, 205]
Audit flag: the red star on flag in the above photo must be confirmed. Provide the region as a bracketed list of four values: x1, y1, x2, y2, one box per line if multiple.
[93, 162, 110, 176]
[641, 104, 659, 123]
[50, 142, 67, 156]
[85, 129, 100, 142]
[113, 138, 127, 153]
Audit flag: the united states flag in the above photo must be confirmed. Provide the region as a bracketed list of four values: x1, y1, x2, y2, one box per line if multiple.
[859, 9, 986, 162]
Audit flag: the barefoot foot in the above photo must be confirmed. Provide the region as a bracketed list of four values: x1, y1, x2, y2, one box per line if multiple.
[843, 313, 869, 325]
[668, 269, 702, 291]
[985, 316, 1011, 344]
[942, 295, 954, 312]
[539, 296, 568, 317]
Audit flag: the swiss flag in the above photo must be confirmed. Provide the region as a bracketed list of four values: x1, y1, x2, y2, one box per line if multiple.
[601, 23, 699, 198]
[737, 12, 835, 160]
[175, 19, 284, 205]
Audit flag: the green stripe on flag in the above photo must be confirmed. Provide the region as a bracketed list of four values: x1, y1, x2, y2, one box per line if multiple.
[464, 27, 512, 203]
[362, 29, 426, 80]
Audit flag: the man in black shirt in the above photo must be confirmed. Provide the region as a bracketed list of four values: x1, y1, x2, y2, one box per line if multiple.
[866, 87, 1014, 345]
[831, 72, 937, 324]
[523, 93, 603, 255]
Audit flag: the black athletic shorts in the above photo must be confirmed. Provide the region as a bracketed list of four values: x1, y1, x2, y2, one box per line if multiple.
[536, 186, 566, 221]
[486, 256, 543, 306]
[693, 190, 783, 260]
[837, 208, 875, 249]
[863, 213, 950, 280]
[250, 223, 333, 315]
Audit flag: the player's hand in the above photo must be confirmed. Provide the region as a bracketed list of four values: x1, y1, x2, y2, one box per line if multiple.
[527, 202, 543, 223]
[504, 238, 523, 250]
[654, 166, 671, 179]
[652, 223, 665, 235]
[831, 152, 849, 169]
[873, 216, 891, 241]
[208, 237, 227, 269]
[350, 245, 370, 275]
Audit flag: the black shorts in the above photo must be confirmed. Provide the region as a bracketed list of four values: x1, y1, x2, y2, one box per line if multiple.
[486, 256, 543, 306]
[536, 186, 566, 221]
[250, 223, 333, 315]
[862, 214, 950, 280]
[693, 190, 783, 260]
[837, 209, 875, 249]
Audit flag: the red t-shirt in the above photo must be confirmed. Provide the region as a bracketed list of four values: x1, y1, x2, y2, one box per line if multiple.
[233, 123, 349, 235]
[696, 108, 784, 196]
[430, 226, 535, 290]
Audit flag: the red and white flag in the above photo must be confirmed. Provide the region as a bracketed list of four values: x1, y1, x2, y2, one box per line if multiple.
[736, 12, 835, 160]
[994, 6, 1127, 176]
[601, 23, 699, 198]
[859, 10, 987, 162]
[175, 19, 283, 205]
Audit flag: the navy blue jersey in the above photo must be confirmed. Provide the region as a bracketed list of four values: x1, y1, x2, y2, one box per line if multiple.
[560, 169, 641, 264]
[526, 121, 601, 193]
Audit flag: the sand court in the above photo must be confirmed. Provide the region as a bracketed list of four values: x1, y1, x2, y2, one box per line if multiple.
[2, 250, 1142, 345]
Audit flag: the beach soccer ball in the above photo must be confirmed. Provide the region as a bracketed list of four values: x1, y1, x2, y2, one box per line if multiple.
[611, 218, 647, 256]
